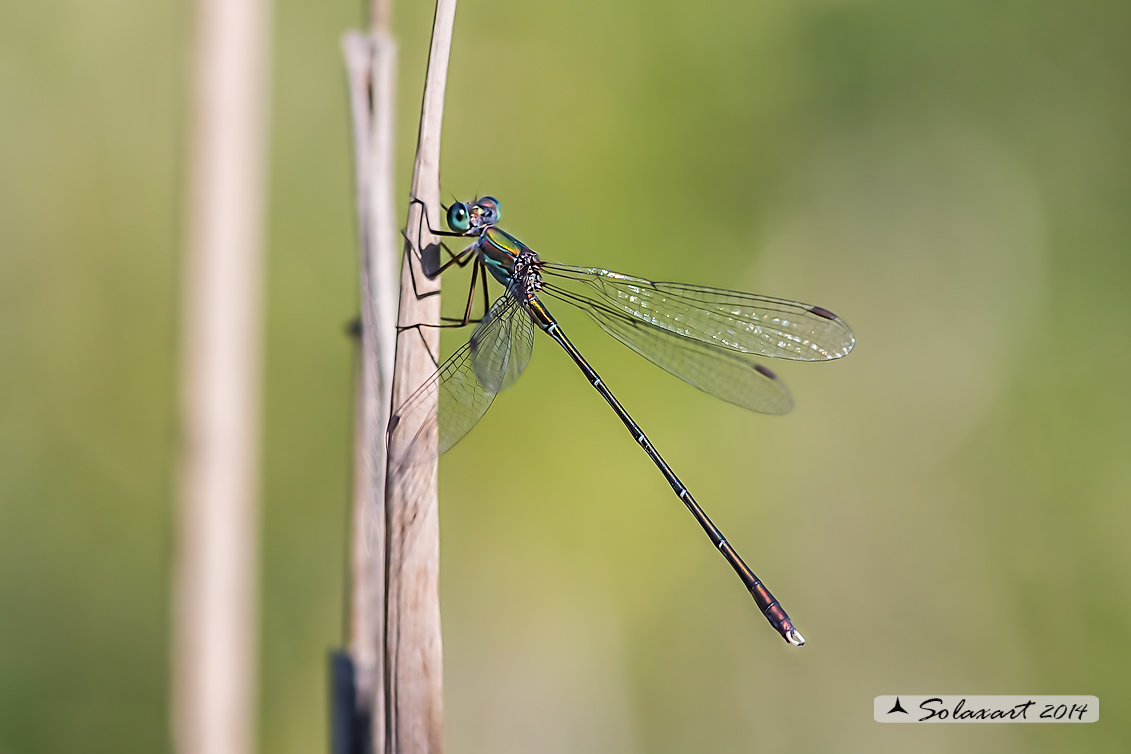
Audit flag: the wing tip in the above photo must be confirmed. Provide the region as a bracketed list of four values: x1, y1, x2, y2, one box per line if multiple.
[753, 363, 778, 380]
[751, 362, 794, 415]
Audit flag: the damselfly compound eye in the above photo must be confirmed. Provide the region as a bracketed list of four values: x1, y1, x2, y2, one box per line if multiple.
[477, 196, 501, 223]
[446, 202, 471, 232]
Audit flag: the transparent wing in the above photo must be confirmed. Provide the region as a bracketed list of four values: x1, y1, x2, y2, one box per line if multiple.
[540, 285, 793, 415]
[472, 290, 535, 393]
[390, 293, 532, 461]
[540, 264, 854, 361]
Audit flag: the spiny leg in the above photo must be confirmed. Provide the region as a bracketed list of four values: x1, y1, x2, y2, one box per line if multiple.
[431, 244, 477, 277]
[443, 254, 480, 327]
[442, 257, 495, 324]
[394, 198, 483, 367]
[397, 261, 501, 378]
[398, 258, 485, 334]
[398, 226, 476, 308]
[408, 194, 469, 239]
[399, 191, 480, 304]
[479, 256, 491, 319]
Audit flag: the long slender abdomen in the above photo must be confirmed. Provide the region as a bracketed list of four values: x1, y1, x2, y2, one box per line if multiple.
[524, 295, 804, 646]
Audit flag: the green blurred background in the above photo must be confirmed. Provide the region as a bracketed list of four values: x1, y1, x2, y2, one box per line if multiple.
[3, 0, 1130, 751]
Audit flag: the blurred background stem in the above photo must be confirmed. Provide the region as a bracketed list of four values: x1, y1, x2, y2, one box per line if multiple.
[340, 18, 398, 754]
[172, 0, 272, 753]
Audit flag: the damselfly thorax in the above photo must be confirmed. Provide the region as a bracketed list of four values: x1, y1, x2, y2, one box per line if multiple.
[466, 223, 544, 301]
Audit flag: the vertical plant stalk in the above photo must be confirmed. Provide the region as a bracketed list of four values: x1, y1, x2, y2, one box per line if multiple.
[344, 0, 455, 752]
[173, 0, 271, 753]
[384, 1, 457, 752]
[341, 30, 382, 741]
[341, 15, 398, 752]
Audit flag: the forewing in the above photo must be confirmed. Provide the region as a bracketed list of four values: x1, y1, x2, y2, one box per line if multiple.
[542, 286, 793, 415]
[541, 264, 854, 361]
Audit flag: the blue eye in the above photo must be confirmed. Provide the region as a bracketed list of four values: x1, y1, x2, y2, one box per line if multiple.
[446, 202, 470, 232]
[478, 196, 501, 224]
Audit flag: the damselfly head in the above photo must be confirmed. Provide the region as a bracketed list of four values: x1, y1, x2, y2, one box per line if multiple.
[446, 197, 501, 234]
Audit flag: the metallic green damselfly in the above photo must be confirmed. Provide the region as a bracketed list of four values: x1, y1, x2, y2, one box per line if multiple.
[391, 196, 854, 646]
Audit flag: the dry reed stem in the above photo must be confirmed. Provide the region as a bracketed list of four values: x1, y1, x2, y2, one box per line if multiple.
[344, 0, 457, 751]
[382, 1, 458, 752]
[343, 18, 402, 749]
[173, 0, 271, 753]
[342, 31, 395, 746]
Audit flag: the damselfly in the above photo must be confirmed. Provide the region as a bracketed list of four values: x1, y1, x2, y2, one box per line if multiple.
[391, 196, 854, 646]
